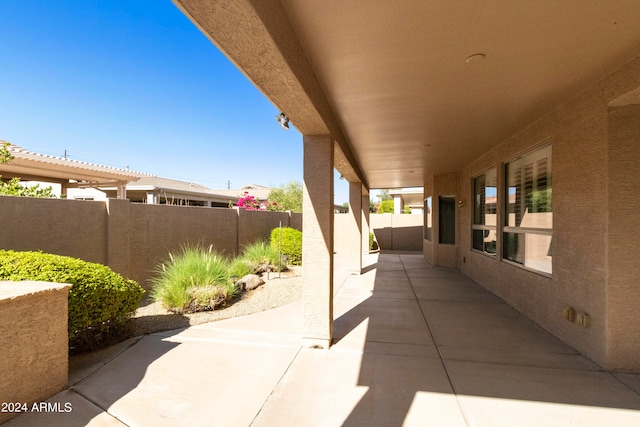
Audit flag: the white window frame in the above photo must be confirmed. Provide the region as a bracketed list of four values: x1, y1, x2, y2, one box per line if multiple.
[502, 144, 553, 276]
[472, 168, 497, 256]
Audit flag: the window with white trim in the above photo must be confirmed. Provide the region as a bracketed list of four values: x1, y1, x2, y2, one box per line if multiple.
[503, 145, 552, 274]
[472, 169, 497, 255]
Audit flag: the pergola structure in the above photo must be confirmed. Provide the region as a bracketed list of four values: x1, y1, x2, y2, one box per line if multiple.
[0, 144, 144, 198]
[173, 1, 640, 372]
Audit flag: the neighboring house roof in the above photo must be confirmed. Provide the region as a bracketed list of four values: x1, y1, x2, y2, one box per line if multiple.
[213, 184, 272, 201]
[104, 176, 216, 195]
[100, 176, 237, 204]
[1, 143, 270, 205]
[99, 179, 274, 206]
[0, 143, 146, 185]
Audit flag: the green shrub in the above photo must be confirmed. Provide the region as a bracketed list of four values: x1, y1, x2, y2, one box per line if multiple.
[240, 240, 285, 272]
[228, 258, 254, 279]
[377, 199, 394, 213]
[151, 245, 236, 313]
[270, 227, 302, 266]
[0, 250, 144, 353]
[369, 232, 375, 251]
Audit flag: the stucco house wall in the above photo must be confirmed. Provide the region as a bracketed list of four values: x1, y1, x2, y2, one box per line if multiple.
[443, 53, 640, 371]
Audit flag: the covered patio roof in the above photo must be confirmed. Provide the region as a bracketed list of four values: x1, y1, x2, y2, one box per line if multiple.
[0, 144, 145, 191]
[173, 0, 640, 189]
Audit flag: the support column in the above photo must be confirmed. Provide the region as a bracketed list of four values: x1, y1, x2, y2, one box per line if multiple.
[146, 191, 158, 204]
[361, 185, 370, 255]
[60, 182, 69, 199]
[394, 195, 402, 214]
[116, 181, 127, 199]
[302, 134, 334, 348]
[348, 181, 363, 274]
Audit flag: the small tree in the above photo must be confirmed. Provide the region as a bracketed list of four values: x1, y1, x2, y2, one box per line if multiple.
[377, 199, 394, 213]
[378, 189, 392, 201]
[0, 141, 14, 164]
[0, 178, 56, 198]
[268, 181, 303, 213]
[0, 141, 56, 198]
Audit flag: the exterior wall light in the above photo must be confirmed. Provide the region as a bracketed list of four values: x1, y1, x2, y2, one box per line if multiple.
[276, 112, 289, 130]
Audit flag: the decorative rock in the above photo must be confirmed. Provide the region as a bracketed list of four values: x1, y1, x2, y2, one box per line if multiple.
[255, 263, 273, 274]
[238, 274, 265, 291]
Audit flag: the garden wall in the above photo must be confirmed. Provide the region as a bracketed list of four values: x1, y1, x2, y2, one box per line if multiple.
[334, 213, 423, 253]
[0, 196, 301, 290]
[0, 281, 71, 424]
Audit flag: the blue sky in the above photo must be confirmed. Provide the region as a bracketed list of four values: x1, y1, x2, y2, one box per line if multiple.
[0, 0, 351, 203]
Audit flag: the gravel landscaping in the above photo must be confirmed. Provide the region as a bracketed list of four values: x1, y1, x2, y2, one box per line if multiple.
[130, 266, 302, 336]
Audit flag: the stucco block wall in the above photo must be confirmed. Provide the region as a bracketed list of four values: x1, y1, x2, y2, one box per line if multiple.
[0, 197, 301, 291]
[128, 204, 240, 287]
[0, 281, 71, 424]
[454, 54, 640, 370]
[334, 214, 423, 253]
[237, 209, 293, 249]
[0, 196, 107, 264]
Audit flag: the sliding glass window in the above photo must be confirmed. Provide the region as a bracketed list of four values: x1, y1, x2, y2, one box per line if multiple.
[504, 145, 552, 274]
[472, 169, 497, 255]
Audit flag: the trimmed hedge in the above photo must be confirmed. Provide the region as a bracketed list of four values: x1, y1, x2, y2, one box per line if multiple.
[270, 227, 302, 266]
[0, 250, 145, 352]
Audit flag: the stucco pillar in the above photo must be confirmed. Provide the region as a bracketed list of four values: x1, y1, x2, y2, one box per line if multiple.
[0, 281, 71, 424]
[146, 191, 157, 204]
[361, 186, 370, 255]
[106, 198, 132, 279]
[60, 182, 69, 199]
[348, 181, 363, 274]
[606, 104, 640, 371]
[302, 134, 334, 348]
[394, 195, 402, 214]
[116, 181, 127, 199]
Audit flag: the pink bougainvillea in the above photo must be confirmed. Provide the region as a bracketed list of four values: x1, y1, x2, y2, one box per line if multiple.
[237, 192, 260, 210]
[236, 192, 285, 211]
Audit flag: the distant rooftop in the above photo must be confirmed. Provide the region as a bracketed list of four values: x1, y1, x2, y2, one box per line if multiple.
[0, 143, 149, 184]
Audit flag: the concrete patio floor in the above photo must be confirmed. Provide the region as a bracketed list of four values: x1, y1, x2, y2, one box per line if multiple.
[6, 252, 640, 426]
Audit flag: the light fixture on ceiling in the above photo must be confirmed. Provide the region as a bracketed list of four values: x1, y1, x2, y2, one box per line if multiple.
[276, 112, 289, 130]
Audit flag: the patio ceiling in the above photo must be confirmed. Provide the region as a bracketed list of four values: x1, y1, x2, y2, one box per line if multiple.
[174, 0, 640, 189]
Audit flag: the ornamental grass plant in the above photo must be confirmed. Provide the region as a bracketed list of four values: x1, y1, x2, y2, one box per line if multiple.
[240, 240, 285, 272]
[227, 258, 254, 279]
[151, 245, 236, 313]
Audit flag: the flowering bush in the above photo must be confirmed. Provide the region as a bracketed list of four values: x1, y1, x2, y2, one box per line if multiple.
[236, 192, 285, 211]
[237, 192, 261, 210]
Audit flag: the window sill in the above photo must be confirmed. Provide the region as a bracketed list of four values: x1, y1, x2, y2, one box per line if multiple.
[471, 248, 497, 259]
[502, 259, 552, 279]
